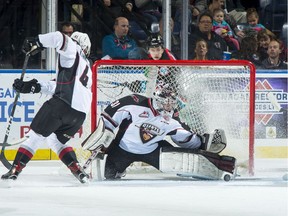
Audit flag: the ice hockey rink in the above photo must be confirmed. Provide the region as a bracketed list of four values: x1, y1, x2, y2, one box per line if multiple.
[0, 159, 287, 216]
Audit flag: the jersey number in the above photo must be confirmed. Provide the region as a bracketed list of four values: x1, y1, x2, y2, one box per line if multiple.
[80, 66, 89, 87]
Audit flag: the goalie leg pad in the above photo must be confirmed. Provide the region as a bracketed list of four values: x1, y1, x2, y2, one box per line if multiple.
[159, 147, 236, 180]
[82, 118, 114, 151]
[90, 154, 107, 181]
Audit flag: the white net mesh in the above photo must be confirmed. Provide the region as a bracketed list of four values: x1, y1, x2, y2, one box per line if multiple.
[77, 60, 255, 175]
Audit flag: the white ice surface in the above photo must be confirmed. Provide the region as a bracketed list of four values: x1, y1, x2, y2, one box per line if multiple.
[0, 159, 287, 216]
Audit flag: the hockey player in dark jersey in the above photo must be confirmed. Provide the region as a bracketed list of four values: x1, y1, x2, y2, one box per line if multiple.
[82, 85, 235, 180]
[1, 31, 92, 183]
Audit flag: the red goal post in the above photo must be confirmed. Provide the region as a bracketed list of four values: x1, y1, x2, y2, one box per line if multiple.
[90, 60, 256, 175]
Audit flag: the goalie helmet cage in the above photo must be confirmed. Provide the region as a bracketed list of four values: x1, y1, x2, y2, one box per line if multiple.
[89, 60, 256, 175]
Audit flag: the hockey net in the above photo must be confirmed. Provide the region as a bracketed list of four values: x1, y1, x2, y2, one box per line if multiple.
[77, 60, 256, 176]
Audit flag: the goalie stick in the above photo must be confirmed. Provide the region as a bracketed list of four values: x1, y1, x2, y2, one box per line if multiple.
[0, 53, 31, 170]
[82, 146, 104, 170]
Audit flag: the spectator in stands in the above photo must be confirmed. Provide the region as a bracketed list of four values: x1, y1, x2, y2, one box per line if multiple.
[194, 0, 208, 14]
[98, 0, 123, 31]
[207, 0, 245, 38]
[173, 0, 208, 33]
[194, 39, 209, 60]
[121, 0, 149, 41]
[188, 12, 228, 60]
[243, 8, 271, 38]
[102, 17, 138, 59]
[61, 22, 74, 37]
[224, 0, 247, 24]
[231, 36, 263, 68]
[257, 29, 276, 61]
[212, 8, 239, 51]
[262, 39, 287, 69]
[159, 17, 181, 59]
[240, 0, 260, 11]
[134, 0, 162, 28]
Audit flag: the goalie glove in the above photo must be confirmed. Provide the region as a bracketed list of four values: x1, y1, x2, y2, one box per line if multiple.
[199, 129, 227, 153]
[22, 36, 44, 56]
[13, 78, 41, 94]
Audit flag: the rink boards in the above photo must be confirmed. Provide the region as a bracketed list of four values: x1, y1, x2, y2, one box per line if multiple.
[0, 69, 287, 160]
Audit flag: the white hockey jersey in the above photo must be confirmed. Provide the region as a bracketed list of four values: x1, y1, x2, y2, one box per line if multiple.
[101, 94, 201, 154]
[38, 31, 92, 114]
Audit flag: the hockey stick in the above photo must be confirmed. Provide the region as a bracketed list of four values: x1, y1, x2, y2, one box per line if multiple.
[97, 79, 146, 93]
[97, 66, 160, 96]
[0, 53, 30, 169]
[0, 136, 28, 147]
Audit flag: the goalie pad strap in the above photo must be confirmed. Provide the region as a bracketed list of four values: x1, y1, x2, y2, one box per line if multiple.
[159, 147, 236, 179]
[82, 118, 114, 151]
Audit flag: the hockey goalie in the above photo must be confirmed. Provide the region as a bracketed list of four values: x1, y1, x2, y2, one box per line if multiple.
[82, 85, 236, 181]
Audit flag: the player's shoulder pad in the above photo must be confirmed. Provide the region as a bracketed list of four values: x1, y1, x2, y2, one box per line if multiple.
[173, 109, 179, 118]
[114, 94, 148, 107]
[127, 94, 147, 103]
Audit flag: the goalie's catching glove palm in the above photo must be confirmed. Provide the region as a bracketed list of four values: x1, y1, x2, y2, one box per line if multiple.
[13, 78, 41, 94]
[22, 37, 44, 56]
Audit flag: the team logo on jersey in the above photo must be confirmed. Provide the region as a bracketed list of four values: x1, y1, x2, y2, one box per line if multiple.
[139, 111, 149, 118]
[131, 95, 139, 103]
[137, 123, 163, 143]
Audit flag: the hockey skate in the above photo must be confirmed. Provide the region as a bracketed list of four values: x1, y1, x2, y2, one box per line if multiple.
[68, 162, 89, 183]
[115, 170, 126, 179]
[1, 162, 25, 180]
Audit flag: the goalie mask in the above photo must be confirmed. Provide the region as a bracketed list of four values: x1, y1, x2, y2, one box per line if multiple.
[153, 84, 177, 117]
[71, 31, 91, 57]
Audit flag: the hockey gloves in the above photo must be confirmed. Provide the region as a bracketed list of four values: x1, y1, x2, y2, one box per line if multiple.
[22, 37, 44, 56]
[13, 79, 41, 94]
